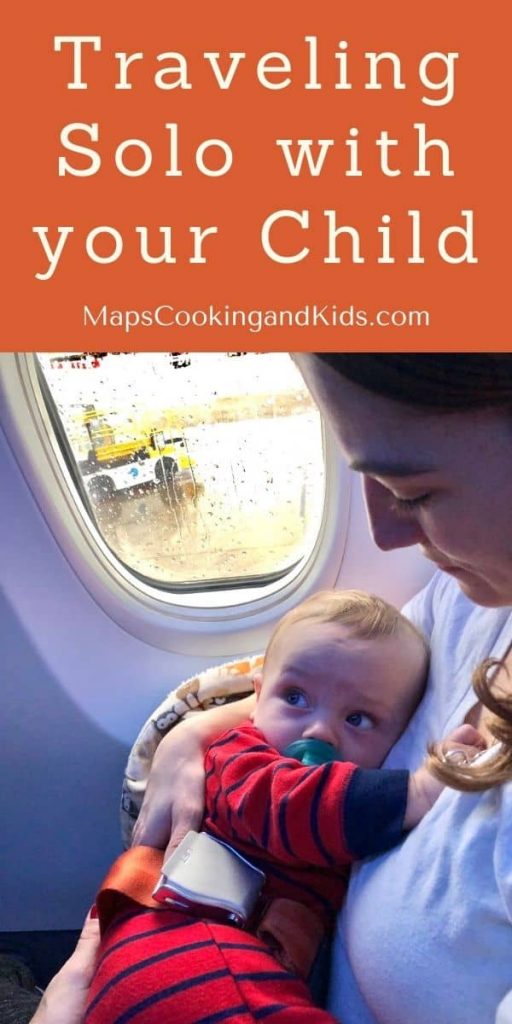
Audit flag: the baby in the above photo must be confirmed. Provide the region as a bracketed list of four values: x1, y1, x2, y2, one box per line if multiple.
[86, 590, 479, 1024]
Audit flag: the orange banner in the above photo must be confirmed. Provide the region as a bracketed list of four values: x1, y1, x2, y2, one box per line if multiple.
[3, 1, 510, 349]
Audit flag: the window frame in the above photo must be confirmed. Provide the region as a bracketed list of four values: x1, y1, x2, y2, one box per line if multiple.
[0, 352, 352, 657]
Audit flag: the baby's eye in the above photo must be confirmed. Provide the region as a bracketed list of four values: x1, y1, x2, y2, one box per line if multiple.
[285, 689, 309, 708]
[346, 712, 374, 730]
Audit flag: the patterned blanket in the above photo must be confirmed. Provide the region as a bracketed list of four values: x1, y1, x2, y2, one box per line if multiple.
[121, 654, 263, 847]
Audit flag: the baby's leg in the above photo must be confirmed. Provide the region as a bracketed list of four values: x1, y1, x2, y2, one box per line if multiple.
[85, 907, 338, 1024]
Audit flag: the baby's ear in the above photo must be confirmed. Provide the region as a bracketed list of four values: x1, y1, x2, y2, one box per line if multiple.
[250, 672, 263, 719]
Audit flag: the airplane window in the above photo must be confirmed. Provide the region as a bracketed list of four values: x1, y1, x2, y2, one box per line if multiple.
[36, 353, 325, 589]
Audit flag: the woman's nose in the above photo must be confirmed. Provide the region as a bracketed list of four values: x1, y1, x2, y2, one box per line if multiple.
[363, 477, 427, 551]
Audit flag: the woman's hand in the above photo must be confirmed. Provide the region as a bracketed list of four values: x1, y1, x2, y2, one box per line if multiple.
[30, 909, 100, 1024]
[132, 695, 256, 859]
[132, 718, 207, 857]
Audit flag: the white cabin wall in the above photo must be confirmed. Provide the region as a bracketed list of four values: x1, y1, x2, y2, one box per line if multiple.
[1, 422, 227, 930]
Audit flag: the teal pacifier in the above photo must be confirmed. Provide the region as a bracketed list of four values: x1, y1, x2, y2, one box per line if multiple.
[283, 738, 344, 765]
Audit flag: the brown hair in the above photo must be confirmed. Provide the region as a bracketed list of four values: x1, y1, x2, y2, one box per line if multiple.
[427, 657, 512, 790]
[265, 588, 428, 666]
[314, 354, 512, 412]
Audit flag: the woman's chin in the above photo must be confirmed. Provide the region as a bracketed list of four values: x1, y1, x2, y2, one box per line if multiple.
[451, 571, 512, 608]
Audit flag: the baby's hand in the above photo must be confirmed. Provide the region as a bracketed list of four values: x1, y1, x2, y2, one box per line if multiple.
[404, 724, 487, 829]
[440, 723, 488, 756]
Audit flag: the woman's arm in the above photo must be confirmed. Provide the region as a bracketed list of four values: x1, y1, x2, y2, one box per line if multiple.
[132, 694, 256, 857]
[30, 910, 100, 1024]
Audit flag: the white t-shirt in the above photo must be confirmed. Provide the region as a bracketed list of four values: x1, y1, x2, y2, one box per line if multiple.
[328, 571, 512, 1024]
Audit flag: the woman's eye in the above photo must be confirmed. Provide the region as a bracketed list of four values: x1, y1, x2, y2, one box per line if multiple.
[346, 712, 373, 730]
[388, 493, 431, 516]
[285, 689, 309, 708]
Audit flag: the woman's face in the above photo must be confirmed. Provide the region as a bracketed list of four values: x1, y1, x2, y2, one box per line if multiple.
[298, 355, 512, 607]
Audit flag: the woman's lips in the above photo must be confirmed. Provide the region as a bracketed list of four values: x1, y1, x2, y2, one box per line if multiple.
[424, 554, 468, 576]
[422, 549, 477, 579]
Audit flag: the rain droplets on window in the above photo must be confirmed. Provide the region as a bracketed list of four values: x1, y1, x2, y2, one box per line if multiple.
[38, 353, 325, 588]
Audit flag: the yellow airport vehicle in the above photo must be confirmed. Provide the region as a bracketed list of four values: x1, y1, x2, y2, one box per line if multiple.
[77, 405, 198, 505]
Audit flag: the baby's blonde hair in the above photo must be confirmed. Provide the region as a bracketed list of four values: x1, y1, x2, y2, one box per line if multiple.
[265, 589, 428, 665]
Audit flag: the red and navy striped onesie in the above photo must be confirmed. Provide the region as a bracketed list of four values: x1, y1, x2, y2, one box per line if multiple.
[86, 723, 408, 1024]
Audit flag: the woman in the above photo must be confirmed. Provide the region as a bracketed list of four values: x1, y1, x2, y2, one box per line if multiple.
[31, 354, 512, 1024]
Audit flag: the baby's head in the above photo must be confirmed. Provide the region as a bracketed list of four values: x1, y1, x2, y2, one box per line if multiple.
[252, 590, 428, 768]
